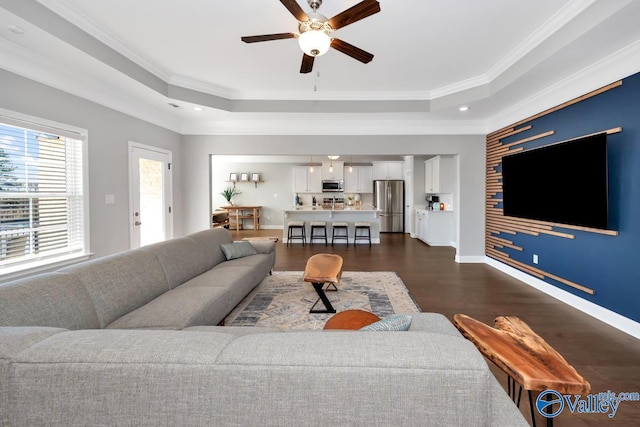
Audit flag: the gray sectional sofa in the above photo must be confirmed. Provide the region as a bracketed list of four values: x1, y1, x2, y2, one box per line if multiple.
[0, 228, 275, 330]
[0, 228, 526, 426]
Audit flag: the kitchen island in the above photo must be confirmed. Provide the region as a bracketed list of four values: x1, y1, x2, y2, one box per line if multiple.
[283, 206, 381, 244]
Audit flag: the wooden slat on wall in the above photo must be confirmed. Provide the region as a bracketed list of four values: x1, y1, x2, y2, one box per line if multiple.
[486, 81, 623, 295]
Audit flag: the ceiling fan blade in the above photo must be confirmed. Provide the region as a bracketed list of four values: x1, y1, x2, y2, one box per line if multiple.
[328, 0, 380, 30]
[241, 33, 297, 43]
[280, 0, 309, 22]
[300, 54, 315, 74]
[330, 38, 374, 63]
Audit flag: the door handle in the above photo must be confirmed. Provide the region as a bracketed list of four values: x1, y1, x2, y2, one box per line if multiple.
[134, 221, 142, 226]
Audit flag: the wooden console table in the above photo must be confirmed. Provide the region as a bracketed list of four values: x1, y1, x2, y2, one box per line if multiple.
[453, 314, 590, 427]
[222, 206, 261, 231]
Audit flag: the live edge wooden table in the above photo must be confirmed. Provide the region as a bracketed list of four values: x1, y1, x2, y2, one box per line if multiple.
[303, 254, 343, 314]
[453, 314, 590, 427]
[222, 206, 261, 231]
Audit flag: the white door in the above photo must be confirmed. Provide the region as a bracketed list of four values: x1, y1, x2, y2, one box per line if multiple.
[129, 142, 173, 249]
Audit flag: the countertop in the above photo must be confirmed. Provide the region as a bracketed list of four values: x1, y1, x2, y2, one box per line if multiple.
[416, 206, 454, 213]
[284, 205, 378, 212]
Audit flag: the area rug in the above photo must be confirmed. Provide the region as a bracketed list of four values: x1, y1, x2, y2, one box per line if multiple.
[225, 271, 421, 330]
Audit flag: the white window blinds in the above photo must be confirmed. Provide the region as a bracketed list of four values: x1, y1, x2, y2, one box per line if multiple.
[0, 117, 86, 270]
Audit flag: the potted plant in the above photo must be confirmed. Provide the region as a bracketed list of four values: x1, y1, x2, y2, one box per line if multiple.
[221, 186, 241, 205]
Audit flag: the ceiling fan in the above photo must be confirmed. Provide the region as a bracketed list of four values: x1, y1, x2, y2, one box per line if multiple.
[241, 0, 381, 74]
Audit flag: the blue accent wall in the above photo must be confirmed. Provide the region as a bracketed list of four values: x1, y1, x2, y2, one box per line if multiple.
[495, 72, 640, 323]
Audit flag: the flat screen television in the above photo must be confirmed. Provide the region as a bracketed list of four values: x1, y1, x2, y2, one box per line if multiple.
[501, 133, 608, 229]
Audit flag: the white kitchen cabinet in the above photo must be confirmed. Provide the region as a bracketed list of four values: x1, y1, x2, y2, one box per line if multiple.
[322, 161, 344, 180]
[424, 156, 454, 193]
[415, 209, 427, 241]
[415, 209, 452, 246]
[344, 166, 373, 193]
[293, 166, 322, 193]
[372, 161, 403, 180]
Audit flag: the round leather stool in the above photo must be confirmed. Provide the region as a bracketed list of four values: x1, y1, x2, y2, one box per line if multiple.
[323, 309, 381, 330]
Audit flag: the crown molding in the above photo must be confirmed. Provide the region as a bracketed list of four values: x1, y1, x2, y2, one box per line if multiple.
[179, 116, 487, 136]
[429, 0, 619, 102]
[0, 37, 182, 133]
[488, 39, 640, 131]
[36, 0, 172, 82]
[485, 0, 598, 82]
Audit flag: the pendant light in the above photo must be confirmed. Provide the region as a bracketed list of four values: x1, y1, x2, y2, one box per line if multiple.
[349, 156, 353, 173]
[309, 155, 314, 173]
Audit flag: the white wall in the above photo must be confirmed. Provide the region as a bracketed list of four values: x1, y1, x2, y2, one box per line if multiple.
[182, 134, 486, 259]
[0, 69, 183, 258]
[211, 160, 297, 228]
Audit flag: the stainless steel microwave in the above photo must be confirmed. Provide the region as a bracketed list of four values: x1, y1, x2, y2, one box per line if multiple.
[322, 180, 344, 192]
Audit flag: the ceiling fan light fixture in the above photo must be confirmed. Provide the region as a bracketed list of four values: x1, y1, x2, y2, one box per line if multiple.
[298, 29, 331, 57]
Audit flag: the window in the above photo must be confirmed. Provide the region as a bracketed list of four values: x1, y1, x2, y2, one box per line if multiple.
[0, 111, 88, 277]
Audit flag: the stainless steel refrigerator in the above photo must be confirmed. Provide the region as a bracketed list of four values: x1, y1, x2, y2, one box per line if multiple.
[373, 180, 404, 232]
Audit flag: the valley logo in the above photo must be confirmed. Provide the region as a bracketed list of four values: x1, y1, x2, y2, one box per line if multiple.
[536, 389, 639, 419]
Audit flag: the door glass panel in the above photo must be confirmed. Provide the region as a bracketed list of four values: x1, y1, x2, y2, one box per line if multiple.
[138, 158, 165, 246]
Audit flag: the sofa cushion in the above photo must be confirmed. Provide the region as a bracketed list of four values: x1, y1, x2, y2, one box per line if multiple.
[183, 326, 282, 335]
[107, 285, 231, 329]
[214, 253, 274, 273]
[221, 241, 258, 260]
[177, 265, 260, 315]
[0, 327, 68, 361]
[0, 272, 100, 329]
[141, 236, 211, 289]
[208, 257, 273, 307]
[408, 313, 463, 337]
[188, 228, 234, 269]
[62, 250, 170, 328]
[0, 326, 68, 426]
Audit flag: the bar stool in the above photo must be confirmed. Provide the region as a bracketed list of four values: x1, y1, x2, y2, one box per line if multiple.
[354, 222, 372, 247]
[331, 222, 349, 246]
[310, 221, 328, 245]
[287, 221, 306, 246]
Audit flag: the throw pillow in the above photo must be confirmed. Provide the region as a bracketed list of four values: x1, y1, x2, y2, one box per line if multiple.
[360, 314, 412, 331]
[323, 309, 381, 330]
[220, 241, 258, 260]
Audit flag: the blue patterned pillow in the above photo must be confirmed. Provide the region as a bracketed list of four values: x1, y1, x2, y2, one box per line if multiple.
[221, 241, 258, 260]
[360, 314, 412, 331]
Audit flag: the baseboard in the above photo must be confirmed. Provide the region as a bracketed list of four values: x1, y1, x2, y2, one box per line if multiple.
[259, 225, 283, 230]
[486, 257, 640, 340]
[455, 255, 486, 263]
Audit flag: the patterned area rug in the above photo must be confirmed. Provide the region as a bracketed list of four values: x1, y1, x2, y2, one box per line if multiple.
[225, 271, 421, 330]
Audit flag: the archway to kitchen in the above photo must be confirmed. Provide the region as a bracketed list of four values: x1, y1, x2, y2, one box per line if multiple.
[181, 133, 485, 261]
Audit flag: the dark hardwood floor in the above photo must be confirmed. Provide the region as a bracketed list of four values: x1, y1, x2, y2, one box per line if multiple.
[232, 229, 640, 426]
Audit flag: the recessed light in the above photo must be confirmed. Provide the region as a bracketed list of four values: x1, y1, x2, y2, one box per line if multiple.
[8, 25, 25, 35]
[193, 107, 203, 112]
[459, 106, 470, 112]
